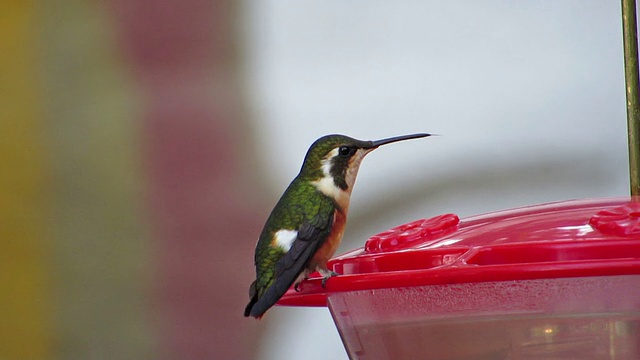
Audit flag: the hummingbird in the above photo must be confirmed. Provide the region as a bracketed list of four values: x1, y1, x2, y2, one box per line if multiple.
[244, 133, 431, 318]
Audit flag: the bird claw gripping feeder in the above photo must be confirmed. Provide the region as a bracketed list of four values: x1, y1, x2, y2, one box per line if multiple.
[274, 1, 640, 359]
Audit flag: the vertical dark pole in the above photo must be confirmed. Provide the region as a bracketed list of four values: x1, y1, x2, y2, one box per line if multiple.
[622, 0, 640, 195]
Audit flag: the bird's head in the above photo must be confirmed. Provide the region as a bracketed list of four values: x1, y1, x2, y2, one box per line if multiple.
[299, 133, 431, 202]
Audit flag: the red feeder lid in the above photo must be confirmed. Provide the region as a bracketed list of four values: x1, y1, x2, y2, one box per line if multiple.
[279, 197, 640, 307]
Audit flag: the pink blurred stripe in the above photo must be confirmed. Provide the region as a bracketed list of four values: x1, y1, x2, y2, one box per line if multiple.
[108, 1, 261, 358]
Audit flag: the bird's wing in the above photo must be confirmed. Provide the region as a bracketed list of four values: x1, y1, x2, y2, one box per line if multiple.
[247, 208, 335, 318]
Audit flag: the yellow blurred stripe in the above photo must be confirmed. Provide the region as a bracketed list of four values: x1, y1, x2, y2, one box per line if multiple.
[0, 1, 52, 359]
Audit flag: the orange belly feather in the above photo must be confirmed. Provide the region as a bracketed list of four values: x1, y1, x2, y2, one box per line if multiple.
[310, 209, 346, 270]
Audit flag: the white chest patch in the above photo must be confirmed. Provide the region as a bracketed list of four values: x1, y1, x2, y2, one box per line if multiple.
[312, 176, 348, 199]
[310, 147, 370, 212]
[273, 229, 298, 251]
[312, 175, 351, 212]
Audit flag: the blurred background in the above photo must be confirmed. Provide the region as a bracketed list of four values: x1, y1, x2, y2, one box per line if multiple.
[0, 1, 635, 359]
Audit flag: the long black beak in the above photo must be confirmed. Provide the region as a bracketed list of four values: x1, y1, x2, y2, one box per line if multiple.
[367, 133, 431, 149]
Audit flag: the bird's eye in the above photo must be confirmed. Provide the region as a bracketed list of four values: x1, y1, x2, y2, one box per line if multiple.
[338, 146, 352, 157]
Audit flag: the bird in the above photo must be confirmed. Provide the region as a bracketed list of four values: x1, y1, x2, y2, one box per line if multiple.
[244, 133, 431, 318]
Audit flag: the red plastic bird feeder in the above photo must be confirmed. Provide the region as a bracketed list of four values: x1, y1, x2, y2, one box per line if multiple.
[279, 198, 640, 359]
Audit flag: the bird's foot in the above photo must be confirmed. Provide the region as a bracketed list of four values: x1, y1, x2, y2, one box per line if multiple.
[293, 271, 311, 292]
[318, 269, 340, 288]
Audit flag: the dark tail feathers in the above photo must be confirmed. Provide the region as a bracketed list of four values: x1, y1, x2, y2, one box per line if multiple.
[244, 280, 261, 318]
